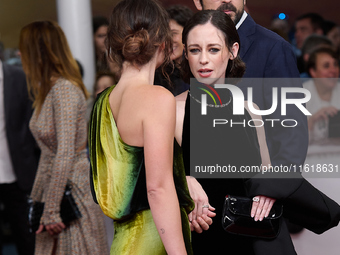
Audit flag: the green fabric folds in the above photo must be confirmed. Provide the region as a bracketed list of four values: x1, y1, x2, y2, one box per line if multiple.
[88, 86, 194, 221]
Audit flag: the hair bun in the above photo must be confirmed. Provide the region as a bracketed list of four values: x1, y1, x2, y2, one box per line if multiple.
[122, 29, 150, 65]
[107, 0, 172, 68]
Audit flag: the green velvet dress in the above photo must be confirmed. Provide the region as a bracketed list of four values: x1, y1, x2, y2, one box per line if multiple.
[89, 86, 194, 254]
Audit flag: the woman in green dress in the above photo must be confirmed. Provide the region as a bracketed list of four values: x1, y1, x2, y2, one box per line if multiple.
[88, 0, 194, 254]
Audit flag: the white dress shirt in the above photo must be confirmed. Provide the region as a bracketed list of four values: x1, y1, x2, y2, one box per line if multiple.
[0, 60, 17, 183]
[236, 11, 248, 30]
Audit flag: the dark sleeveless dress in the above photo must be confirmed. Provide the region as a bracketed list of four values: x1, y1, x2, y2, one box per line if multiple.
[182, 92, 297, 255]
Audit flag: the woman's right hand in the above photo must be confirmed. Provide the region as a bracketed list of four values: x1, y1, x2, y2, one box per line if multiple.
[186, 176, 216, 233]
[37, 222, 66, 236]
[251, 195, 276, 222]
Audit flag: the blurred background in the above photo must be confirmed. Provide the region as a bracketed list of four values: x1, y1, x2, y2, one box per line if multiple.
[1, 1, 340, 255]
[1, 0, 340, 48]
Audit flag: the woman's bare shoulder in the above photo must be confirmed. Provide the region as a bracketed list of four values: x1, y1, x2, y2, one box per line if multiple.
[138, 85, 176, 108]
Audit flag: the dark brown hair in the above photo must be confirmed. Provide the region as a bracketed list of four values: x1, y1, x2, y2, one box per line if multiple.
[181, 10, 245, 82]
[93, 71, 118, 97]
[19, 21, 88, 114]
[166, 5, 194, 28]
[307, 46, 339, 76]
[296, 13, 324, 32]
[93, 16, 109, 34]
[106, 0, 172, 70]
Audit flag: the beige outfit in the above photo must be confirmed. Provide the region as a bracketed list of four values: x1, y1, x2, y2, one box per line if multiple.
[30, 78, 109, 255]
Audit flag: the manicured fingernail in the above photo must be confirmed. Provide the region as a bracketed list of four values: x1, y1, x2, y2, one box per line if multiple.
[259, 217, 263, 221]
[255, 217, 258, 221]
[251, 213, 254, 218]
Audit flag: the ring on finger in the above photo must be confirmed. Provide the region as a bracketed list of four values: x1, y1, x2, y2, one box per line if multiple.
[252, 197, 260, 202]
[202, 204, 209, 208]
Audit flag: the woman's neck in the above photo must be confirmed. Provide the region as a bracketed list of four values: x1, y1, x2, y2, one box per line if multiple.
[118, 60, 157, 86]
[50, 74, 61, 84]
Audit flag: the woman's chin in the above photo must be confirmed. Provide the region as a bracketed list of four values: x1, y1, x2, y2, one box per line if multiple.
[194, 76, 219, 86]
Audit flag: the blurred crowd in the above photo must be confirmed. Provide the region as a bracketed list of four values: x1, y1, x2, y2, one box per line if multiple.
[0, 2, 339, 255]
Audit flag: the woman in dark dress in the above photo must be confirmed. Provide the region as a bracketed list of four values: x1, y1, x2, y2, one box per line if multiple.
[176, 10, 340, 255]
[176, 10, 293, 255]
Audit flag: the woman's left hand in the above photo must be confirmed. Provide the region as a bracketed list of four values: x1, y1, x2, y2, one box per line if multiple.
[45, 222, 66, 236]
[186, 176, 216, 233]
[186, 176, 216, 221]
[251, 195, 276, 221]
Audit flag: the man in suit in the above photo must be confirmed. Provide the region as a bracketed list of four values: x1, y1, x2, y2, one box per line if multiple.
[0, 60, 40, 255]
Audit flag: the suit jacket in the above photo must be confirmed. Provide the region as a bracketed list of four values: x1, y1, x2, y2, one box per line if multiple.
[239, 15, 300, 78]
[237, 14, 308, 168]
[236, 15, 340, 249]
[3, 63, 40, 192]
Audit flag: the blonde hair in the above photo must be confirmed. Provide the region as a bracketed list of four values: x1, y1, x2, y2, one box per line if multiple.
[19, 21, 89, 114]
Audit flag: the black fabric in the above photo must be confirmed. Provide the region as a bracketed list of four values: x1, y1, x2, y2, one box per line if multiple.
[154, 65, 189, 96]
[3, 64, 40, 192]
[182, 92, 190, 176]
[183, 92, 276, 255]
[28, 182, 82, 232]
[282, 179, 340, 234]
[89, 165, 98, 204]
[183, 88, 340, 254]
[0, 182, 35, 255]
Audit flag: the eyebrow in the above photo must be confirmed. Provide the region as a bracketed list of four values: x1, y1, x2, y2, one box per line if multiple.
[188, 43, 222, 47]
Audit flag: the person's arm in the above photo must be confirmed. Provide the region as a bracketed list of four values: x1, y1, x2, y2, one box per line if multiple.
[143, 88, 186, 255]
[185, 176, 215, 232]
[39, 82, 82, 234]
[175, 91, 215, 233]
[245, 102, 276, 221]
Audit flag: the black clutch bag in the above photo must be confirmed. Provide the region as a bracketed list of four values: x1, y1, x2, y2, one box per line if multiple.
[222, 195, 283, 239]
[28, 182, 82, 232]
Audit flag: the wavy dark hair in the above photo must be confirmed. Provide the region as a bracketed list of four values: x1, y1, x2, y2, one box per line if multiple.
[181, 10, 245, 82]
[107, 0, 172, 72]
